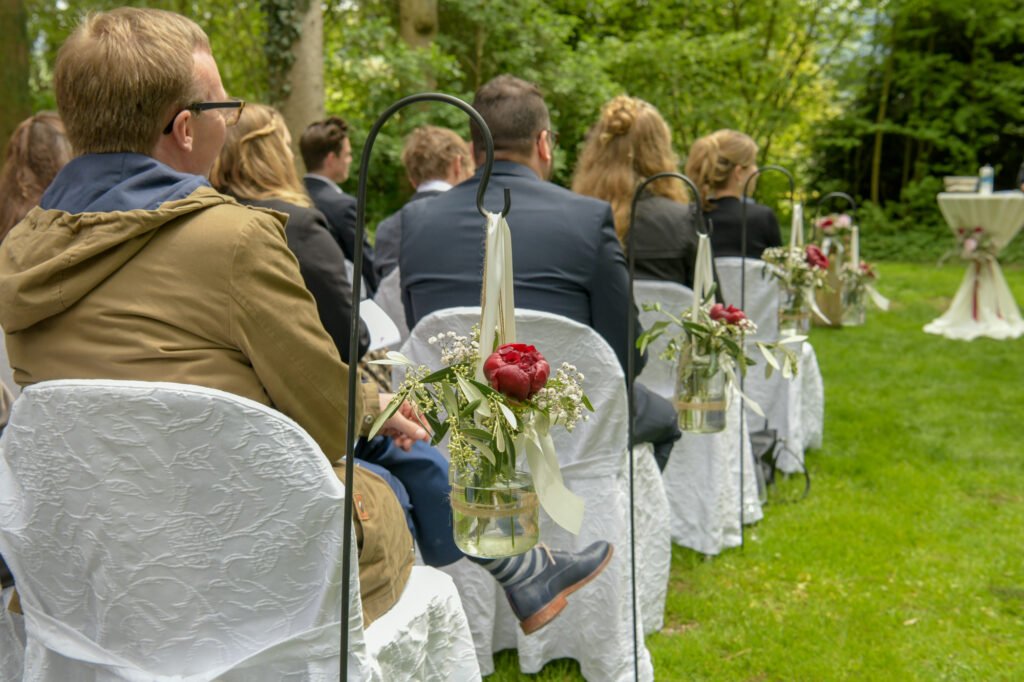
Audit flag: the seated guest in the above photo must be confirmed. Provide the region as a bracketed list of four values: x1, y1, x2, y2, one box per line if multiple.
[572, 95, 699, 289]
[685, 129, 782, 260]
[0, 111, 72, 407]
[300, 116, 378, 295]
[0, 7, 428, 626]
[211, 102, 613, 634]
[400, 75, 681, 470]
[374, 125, 474, 281]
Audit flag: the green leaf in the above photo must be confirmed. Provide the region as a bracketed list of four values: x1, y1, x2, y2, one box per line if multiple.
[422, 366, 455, 383]
[429, 420, 450, 445]
[497, 401, 518, 430]
[367, 397, 402, 439]
[459, 398, 482, 418]
[581, 392, 595, 412]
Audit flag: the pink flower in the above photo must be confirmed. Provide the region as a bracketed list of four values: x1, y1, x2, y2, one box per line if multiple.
[963, 238, 978, 254]
[483, 343, 550, 401]
[805, 244, 830, 270]
[710, 303, 747, 325]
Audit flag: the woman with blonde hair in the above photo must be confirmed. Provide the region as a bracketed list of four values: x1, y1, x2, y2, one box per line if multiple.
[211, 103, 369, 362]
[572, 95, 700, 288]
[684, 129, 781, 259]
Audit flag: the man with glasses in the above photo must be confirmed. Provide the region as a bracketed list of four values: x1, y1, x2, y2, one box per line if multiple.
[0, 7, 431, 627]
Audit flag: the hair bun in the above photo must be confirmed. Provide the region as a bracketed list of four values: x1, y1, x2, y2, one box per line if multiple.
[603, 96, 638, 138]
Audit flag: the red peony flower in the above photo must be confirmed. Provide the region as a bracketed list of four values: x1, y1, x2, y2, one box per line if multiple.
[805, 244, 829, 270]
[724, 304, 747, 325]
[709, 303, 728, 322]
[483, 343, 551, 401]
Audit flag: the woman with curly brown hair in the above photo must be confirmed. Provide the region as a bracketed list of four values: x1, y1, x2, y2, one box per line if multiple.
[684, 129, 782, 260]
[0, 112, 72, 242]
[572, 95, 700, 288]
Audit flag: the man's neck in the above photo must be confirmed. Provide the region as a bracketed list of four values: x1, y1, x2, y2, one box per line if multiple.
[305, 172, 338, 186]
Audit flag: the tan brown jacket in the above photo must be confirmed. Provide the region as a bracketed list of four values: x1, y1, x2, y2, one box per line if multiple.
[0, 186, 410, 625]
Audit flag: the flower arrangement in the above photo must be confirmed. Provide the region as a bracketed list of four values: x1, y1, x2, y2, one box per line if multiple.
[638, 291, 803, 431]
[762, 243, 832, 333]
[942, 226, 997, 262]
[370, 329, 591, 557]
[813, 212, 853, 237]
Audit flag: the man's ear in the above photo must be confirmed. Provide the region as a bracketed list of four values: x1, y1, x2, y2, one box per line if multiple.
[537, 130, 553, 165]
[170, 111, 196, 153]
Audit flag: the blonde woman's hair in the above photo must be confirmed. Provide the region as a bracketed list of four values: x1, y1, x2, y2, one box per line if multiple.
[571, 95, 686, 241]
[211, 103, 311, 208]
[684, 129, 758, 211]
[0, 112, 71, 241]
[55, 8, 210, 155]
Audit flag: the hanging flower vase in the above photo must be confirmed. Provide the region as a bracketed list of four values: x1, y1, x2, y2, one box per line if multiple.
[779, 285, 811, 336]
[449, 454, 539, 559]
[841, 279, 866, 326]
[674, 354, 727, 433]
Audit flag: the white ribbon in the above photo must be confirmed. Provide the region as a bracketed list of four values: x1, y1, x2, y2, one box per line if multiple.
[790, 202, 804, 248]
[693, 232, 714, 316]
[477, 211, 584, 535]
[865, 284, 891, 311]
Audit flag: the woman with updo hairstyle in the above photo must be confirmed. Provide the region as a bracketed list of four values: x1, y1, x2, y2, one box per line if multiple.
[684, 129, 781, 259]
[572, 95, 700, 288]
[210, 102, 368, 363]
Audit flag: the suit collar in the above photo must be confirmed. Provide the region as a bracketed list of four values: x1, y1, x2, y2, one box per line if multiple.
[304, 173, 343, 194]
[478, 160, 540, 181]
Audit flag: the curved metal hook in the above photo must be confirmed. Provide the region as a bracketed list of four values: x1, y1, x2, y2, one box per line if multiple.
[342, 92, 509, 677]
[739, 163, 797, 266]
[628, 171, 711, 239]
[814, 191, 857, 216]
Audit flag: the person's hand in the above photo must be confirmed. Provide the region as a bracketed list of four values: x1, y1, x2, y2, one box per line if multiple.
[377, 393, 430, 451]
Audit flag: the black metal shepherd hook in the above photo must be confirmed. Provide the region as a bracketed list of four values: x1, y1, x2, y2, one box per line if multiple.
[625, 171, 707, 682]
[341, 92, 509, 678]
[737, 164, 796, 547]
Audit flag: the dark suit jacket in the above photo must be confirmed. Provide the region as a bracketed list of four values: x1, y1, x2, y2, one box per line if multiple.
[400, 161, 643, 374]
[239, 197, 369, 363]
[707, 196, 782, 260]
[373, 188, 443, 282]
[303, 175, 379, 295]
[630, 193, 700, 288]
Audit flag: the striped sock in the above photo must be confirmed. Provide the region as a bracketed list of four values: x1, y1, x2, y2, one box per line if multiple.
[467, 546, 551, 588]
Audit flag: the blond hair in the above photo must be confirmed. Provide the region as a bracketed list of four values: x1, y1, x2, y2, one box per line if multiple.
[684, 129, 758, 211]
[401, 126, 471, 186]
[211, 102, 311, 207]
[572, 95, 686, 241]
[54, 8, 210, 155]
[0, 112, 71, 241]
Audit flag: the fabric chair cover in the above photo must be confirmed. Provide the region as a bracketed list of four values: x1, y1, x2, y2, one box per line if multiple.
[714, 258, 826, 472]
[400, 308, 663, 681]
[372, 268, 410, 344]
[634, 280, 763, 555]
[0, 380, 479, 682]
[1, 587, 25, 680]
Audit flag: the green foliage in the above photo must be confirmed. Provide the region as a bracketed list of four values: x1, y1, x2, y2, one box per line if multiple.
[260, 0, 308, 104]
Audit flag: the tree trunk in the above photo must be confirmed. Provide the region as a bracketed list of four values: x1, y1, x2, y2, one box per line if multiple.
[870, 48, 894, 205]
[0, 0, 33, 158]
[275, 0, 324, 173]
[399, 0, 437, 49]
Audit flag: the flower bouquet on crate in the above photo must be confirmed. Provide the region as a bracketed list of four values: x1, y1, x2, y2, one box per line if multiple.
[637, 291, 803, 433]
[370, 330, 591, 558]
[813, 213, 854, 242]
[761, 243, 832, 335]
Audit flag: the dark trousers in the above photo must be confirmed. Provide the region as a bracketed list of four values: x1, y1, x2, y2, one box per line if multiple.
[355, 436, 464, 567]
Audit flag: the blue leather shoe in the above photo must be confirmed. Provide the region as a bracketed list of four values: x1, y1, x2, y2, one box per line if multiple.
[504, 540, 613, 635]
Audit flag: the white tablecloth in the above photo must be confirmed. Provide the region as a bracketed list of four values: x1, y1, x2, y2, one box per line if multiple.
[924, 193, 1024, 340]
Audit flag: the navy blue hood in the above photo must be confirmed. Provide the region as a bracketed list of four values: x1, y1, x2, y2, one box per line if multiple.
[41, 153, 210, 214]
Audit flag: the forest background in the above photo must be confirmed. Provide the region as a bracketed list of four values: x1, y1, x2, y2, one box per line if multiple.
[4, 0, 1024, 264]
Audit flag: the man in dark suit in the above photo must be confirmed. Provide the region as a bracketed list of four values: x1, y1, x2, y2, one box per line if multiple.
[374, 125, 473, 282]
[399, 74, 680, 468]
[299, 116, 378, 295]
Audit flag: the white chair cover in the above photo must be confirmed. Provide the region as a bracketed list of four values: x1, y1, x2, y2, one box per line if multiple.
[634, 280, 763, 556]
[715, 258, 826, 472]
[401, 308, 662, 681]
[372, 268, 410, 344]
[0, 380, 479, 682]
[1, 586, 25, 680]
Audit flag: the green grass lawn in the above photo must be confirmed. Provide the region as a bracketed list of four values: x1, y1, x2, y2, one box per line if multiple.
[490, 262, 1024, 680]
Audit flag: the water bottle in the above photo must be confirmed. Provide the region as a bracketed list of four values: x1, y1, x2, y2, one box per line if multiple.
[979, 164, 994, 195]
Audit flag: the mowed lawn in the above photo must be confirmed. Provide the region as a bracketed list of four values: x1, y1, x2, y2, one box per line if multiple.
[490, 262, 1024, 680]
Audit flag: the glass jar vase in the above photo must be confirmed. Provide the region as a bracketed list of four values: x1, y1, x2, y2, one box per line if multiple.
[841, 279, 866, 326]
[779, 286, 811, 336]
[449, 458, 539, 558]
[674, 355, 727, 433]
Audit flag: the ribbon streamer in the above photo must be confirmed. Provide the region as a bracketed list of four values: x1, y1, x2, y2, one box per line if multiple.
[477, 211, 585, 535]
[692, 232, 714, 317]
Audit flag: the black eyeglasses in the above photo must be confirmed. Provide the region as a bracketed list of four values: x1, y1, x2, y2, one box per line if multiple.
[162, 100, 245, 135]
[545, 129, 560, 149]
